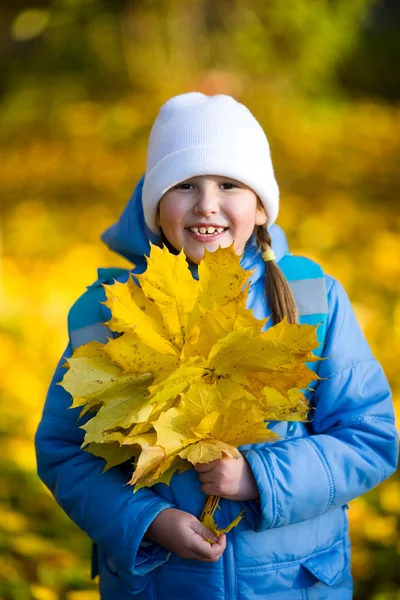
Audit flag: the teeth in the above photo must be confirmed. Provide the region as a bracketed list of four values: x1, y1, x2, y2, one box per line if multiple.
[188, 226, 226, 235]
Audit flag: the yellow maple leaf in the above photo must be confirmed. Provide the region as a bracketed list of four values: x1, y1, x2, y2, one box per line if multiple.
[132, 456, 191, 492]
[61, 353, 152, 419]
[183, 294, 264, 360]
[197, 244, 253, 309]
[199, 495, 245, 540]
[81, 380, 152, 444]
[202, 510, 244, 540]
[147, 360, 206, 405]
[60, 244, 321, 536]
[261, 386, 310, 421]
[128, 443, 166, 484]
[136, 244, 199, 350]
[154, 406, 199, 452]
[103, 276, 166, 340]
[133, 384, 278, 484]
[179, 439, 241, 464]
[104, 333, 180, 381]
[206, 400, 280, 448]
[85, 442, 138, 471]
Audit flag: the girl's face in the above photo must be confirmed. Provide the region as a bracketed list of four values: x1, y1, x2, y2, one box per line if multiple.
[156, 175, 267, 263]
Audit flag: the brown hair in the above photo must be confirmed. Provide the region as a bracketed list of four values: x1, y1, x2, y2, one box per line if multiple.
[254, 224, 298, 325]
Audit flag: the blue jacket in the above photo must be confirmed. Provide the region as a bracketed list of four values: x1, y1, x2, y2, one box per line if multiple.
[35, 177, 398, 599]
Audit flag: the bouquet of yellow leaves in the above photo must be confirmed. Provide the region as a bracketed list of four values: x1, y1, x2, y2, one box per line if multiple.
[60, 244, 320, 536]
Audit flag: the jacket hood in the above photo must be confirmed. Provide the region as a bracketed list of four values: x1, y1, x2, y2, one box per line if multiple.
[101, 175, 289, 283]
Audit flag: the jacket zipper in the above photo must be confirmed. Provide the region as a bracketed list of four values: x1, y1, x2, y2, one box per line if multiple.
[223, 500, 236, 599]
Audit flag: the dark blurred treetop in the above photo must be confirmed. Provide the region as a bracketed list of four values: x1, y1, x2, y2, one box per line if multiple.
[338, 0, 400, 100]
[0, 0, 399, 138]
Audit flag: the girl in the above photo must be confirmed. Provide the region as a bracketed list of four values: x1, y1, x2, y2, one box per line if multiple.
[35, 93, 398, 599]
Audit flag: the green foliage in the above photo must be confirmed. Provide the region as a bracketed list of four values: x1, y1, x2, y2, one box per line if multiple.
[0, 0, 377, 136]
[2, 94, 400, 599]
[0, 2, 399, 599]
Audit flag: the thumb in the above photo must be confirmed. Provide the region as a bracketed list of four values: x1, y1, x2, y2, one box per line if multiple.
[191, 519, 219, 544]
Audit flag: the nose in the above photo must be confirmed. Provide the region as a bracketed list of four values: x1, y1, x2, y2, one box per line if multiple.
[193, 188, 219, 216]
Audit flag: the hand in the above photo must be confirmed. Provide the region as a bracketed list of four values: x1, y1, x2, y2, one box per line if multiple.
[144, 508, 226, 562]
[195, 454, 259, 501]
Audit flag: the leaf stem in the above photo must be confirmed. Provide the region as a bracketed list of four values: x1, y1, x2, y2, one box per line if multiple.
[200, 494, 220, 522]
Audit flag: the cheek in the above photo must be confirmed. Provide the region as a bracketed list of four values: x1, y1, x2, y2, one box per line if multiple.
[158, 209, 179, 235]
[231, 205, 259, 231]
[228, 195, 258, 221]
[158, 197, 187, 231]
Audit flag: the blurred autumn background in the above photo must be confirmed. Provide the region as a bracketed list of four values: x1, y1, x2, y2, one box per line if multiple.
[0, 0, 399, 598]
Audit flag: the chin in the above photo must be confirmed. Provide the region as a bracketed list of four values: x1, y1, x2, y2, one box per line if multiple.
[185, 251, 204, 264]
[184, 239, 233, 263]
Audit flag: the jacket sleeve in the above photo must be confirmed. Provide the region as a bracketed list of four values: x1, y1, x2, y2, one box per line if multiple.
[242, 275, 398, 531]
[35, 341, 176, 582]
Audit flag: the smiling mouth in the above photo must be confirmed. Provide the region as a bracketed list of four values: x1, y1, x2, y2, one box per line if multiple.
[186, 226, 228, 237]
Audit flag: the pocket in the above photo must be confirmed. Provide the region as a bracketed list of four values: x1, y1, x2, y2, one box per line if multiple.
[301, 542, 348, 586]
[300, 542, 353, 599]
[99, 565, 136, 599]
[236, 540, 353, 599]
[98, 550, 152, 599]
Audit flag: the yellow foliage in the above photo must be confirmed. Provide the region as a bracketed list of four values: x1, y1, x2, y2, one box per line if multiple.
[0, 557, 23, 582]
[12, 533, 60, 558]
[60, 244, 319, 493]
[363, 514, 397, 546]
[202, 510, 244, 540]
[31, 584, 59, 600]
[66, 592, 99, 600]
[0, 506, 29, 533]
[379, 481, 400, 515]
[1, 90, 399, 595]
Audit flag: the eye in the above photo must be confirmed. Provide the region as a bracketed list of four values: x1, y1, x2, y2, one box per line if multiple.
[220, 182, 238, 190]
[175, 182, 194, 190]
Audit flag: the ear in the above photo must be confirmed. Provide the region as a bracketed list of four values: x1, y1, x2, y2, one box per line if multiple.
[255, 204, 268, 227]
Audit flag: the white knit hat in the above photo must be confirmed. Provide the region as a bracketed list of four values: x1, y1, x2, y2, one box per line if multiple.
[142, 92, 279, 234]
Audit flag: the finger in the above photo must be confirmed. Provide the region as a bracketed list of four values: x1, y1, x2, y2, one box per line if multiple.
[188, 536, 218, 560]
[205, 543, 226, 562]
[201, 483, 219, 496]
[189, 535, 226, 562]
[194, 461, 218, 473]
[197, 472, 215, 484]
[189, 548, 224, 562]
[199, 525, 219, 545]
[202, 533, 226, 561]
[190, 520, 219, 544]
[188, 519, 228, 562]
[214, 533, 226, 552]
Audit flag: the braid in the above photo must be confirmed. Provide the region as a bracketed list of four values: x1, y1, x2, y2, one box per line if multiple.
[254, 225, 298, 325]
